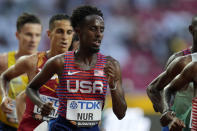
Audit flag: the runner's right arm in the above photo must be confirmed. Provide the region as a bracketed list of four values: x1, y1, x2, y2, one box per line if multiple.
[160, 62, 197, 130]
[164, 53, 180, 69]
[0, 55, 34, 113]
[146, 56, 190, 113]
[26, 54, 64, 116]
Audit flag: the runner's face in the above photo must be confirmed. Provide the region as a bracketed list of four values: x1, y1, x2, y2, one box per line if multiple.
[16, 23, 42, 54]
[49, 20, 73, 53]
[79, 15, 104, 53]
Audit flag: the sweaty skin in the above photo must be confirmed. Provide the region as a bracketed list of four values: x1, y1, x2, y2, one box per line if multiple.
[26, 15, 127, 120]
[161, 61, 197, 130]
[147, 15, 197, 114]
[147, 55, 192, 112]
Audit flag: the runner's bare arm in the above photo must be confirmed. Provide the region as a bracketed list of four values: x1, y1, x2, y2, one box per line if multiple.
[164, 52, 183, 69]
[16, 91, 26, 123]
[105, 56, 127, 120]
[26, 54, 64, 116]
[160, 62, 197, 129]
[146, 56, 190, 113]
[0, 55, 35, 113]
[162, 62, 196, 114]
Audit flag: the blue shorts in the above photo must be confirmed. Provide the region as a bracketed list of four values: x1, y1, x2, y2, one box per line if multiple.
[49, 116, 99, 131]
[0, 121, 17, 131]
[162, 126, 169, 131]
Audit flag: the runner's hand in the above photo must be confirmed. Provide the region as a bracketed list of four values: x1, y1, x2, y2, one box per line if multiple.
[104, 57, 120, 89]
[169, 117, 185, 131]
[160, 111, 176, 126]
[40, 102, 54, 116]
[0, 96, 13, 114]
[160, 111, 185, 130]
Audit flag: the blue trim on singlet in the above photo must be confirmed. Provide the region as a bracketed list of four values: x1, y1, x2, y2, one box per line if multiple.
[162, 126, 169, 131]
[182, 48, 191, 55]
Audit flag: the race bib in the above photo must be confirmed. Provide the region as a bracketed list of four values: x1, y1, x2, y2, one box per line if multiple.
[66, 100, 102, 127]
[33, 95, 59, 121]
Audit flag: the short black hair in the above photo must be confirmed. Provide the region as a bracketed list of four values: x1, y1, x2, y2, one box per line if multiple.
[71, 5, 103, 29]
[17, 12, 41, 32]
[49, 14, 70, 31]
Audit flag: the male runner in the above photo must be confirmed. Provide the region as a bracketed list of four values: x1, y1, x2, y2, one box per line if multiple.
[0, 13, 42, 131]
[147, 15, 197, 131]
[26, 5, 127, 131]
[15, 32, 79, 123]
[0, 14, 74, 131]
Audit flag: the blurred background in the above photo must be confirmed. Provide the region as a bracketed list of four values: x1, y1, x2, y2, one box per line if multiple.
[0, 0, 196, 130]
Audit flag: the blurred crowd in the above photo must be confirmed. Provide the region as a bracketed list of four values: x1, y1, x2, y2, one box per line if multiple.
[0, 0, 197, 92]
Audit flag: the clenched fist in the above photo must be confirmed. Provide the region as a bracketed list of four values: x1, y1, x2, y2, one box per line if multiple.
[104, 56, 120, 89]
[40, 102, 54, 116]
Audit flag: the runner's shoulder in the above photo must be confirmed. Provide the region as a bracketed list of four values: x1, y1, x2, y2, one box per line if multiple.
[0, 53, 8, 73]
[165, 50, 187, 69]
[106, 56, 119, 64]
[16, 54, 38, 69]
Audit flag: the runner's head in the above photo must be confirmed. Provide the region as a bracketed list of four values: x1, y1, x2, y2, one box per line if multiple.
[71, 5, 104, 53]
[189, 15, 197, 43]
[16, 13, 42, 55]
[48, 14, 74, 54]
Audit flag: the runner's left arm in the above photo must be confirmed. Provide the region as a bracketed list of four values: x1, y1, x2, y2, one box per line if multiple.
[105, 56, 127, 120]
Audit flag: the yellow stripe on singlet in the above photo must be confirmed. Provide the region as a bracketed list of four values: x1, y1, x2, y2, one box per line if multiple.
[8, 51, 28, 87]
[8, 51, 16, 67]
[8, 51, 28, 98]
[43, 85, 56, 92]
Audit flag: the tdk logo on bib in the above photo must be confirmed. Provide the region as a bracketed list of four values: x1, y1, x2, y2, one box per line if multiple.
[70, 101, 78, 109]
[70, 100, 101, 110]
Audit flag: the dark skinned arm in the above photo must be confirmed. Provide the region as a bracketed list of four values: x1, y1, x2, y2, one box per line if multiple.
[26, 54, 64, 116]
[104, 56, 127, 120]
[164, 53, 182, 70]
[160, 62, 197, 130]
[146, 56, 190, 113]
